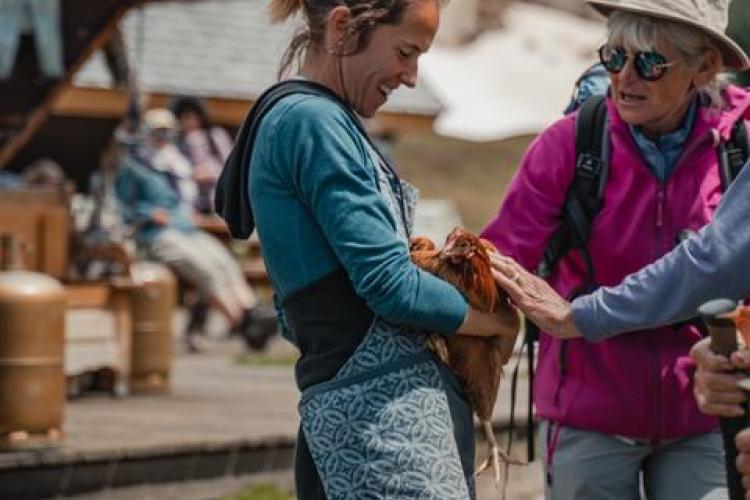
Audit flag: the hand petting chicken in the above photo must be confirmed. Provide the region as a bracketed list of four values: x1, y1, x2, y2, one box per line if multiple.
[410, 227, 523, 484]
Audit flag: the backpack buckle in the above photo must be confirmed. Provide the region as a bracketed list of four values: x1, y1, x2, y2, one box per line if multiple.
[727, 147, 745, 171]
[576, 153, 601, 179]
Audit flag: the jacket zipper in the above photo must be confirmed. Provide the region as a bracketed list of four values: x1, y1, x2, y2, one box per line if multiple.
[652, 184, 666, 442]
[655, 188, 665, 230]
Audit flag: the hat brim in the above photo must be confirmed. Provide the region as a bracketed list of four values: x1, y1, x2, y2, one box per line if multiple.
[586, 0, 750, 70]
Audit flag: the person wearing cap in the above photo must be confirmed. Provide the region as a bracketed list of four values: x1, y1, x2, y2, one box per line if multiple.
[115, 108, 276, 352]
[481, 0, 750, 497]
[141, 108, 198, 207]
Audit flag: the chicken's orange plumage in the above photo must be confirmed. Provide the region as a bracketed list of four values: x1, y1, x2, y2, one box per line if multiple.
[410, 227, 522, 481]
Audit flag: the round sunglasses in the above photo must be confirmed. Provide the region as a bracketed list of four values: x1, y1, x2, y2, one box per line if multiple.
[598, 45, 680, 82]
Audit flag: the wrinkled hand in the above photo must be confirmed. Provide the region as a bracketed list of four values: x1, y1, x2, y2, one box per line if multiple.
[691, 337, 750, 418]
[489, 253, 581, 339]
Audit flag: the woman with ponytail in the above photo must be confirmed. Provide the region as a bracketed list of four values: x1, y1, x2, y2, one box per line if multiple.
[215, 0, 515, 498]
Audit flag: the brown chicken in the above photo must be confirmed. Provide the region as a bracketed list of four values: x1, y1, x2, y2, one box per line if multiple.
[410, 228, 522, 483]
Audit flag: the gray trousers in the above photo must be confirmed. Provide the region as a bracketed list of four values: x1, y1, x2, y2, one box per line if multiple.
[540, 421, 727, 500]
[148, 229, 255, 318]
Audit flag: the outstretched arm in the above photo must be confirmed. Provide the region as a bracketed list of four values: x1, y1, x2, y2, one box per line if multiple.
[492, 160, 750, 342]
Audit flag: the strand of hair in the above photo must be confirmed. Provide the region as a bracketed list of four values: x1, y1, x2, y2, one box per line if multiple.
[268, 0, 304, 23]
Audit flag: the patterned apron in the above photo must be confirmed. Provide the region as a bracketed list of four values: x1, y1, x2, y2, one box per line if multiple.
[298, 146, 474, 499]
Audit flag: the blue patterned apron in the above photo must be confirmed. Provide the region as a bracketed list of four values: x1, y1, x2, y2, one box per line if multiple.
[298, 147, 474, 499]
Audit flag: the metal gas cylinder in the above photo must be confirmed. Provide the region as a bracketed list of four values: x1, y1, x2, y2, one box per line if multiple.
[0, 271, 66, 449]
[129, 262, 176, 394]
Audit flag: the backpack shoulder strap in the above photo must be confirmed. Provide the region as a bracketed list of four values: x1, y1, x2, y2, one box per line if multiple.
[537, 95, 609, 285]
[719, 119, 749, 190]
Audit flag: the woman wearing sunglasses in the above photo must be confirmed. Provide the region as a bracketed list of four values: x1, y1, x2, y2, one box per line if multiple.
[481, 0, 750, 498]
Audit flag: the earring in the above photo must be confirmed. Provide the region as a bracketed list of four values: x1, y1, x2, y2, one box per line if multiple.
[327, 39, 344, 55]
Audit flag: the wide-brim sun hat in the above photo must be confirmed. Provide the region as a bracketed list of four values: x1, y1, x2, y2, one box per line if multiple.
[586, 0, 750, 70]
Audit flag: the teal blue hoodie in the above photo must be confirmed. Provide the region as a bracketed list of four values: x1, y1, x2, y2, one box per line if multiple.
[248, 93, 467, 335]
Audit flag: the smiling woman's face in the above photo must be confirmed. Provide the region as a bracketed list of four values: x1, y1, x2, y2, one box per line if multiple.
[338, 0, 439, 118]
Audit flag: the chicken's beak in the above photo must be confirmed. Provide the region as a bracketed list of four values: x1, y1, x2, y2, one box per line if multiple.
[441, 240, 456, 258]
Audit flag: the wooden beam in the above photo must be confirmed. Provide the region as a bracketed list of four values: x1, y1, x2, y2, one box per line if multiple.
[52, 87, 130, 119]
[0, 3, 136, 169]
[52, 87, 253, 126]
[52, 87, 435, 133]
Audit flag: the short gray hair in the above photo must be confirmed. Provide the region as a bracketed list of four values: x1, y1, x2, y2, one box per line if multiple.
[607, 11, 727, 109]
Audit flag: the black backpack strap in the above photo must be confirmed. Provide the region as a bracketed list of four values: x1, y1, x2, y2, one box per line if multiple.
[537, 95, 609, 285]
[719, 119, 749, 190]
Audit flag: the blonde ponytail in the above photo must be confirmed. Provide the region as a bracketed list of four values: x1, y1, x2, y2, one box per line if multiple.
[269, 0, 304, 23]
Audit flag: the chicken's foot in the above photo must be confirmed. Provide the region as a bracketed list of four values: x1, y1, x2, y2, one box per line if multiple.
[474, 419, 525, 485]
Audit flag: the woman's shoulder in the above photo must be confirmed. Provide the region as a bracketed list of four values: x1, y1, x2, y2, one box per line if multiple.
[709, 85, 750, 137]
[541, 111, 577, 139]
[263, 93, 360, 136]
[525, 111, 577, 160]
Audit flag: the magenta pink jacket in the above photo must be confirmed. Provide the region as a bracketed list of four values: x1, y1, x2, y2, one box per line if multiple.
[482, 87, 750, 440]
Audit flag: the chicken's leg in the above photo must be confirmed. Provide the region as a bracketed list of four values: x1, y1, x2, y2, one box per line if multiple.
[474, 419, 525, 485]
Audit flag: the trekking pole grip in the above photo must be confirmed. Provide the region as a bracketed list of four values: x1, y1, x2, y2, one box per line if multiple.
[698, 299, 746, 500]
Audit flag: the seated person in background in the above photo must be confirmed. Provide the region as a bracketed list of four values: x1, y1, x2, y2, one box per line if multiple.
[115, 108, 276, 352]
[141, 108, 198, 209]
[170, 96, 232, 214]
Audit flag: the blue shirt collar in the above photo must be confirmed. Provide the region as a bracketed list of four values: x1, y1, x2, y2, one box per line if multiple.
[628, 97, 699, 182]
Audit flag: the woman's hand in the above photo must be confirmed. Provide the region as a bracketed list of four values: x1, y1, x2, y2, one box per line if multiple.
[489, 253, 582, 339]
[690, 337, 749, 417]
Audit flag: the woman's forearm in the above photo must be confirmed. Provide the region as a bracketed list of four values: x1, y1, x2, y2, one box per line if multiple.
[456, 307, 519, 338]
[572, 162, 750, 341]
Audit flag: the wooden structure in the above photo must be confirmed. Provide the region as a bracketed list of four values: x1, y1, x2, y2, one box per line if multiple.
[1, 0, 441, 189]
[0, 1, 229, 183]
[0, 0, 141, 171]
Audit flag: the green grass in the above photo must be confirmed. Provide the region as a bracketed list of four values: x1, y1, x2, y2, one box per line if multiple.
[223, 482, 294, 500]
[392, 132, 534, 232]
[234, 353, 299, 367]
